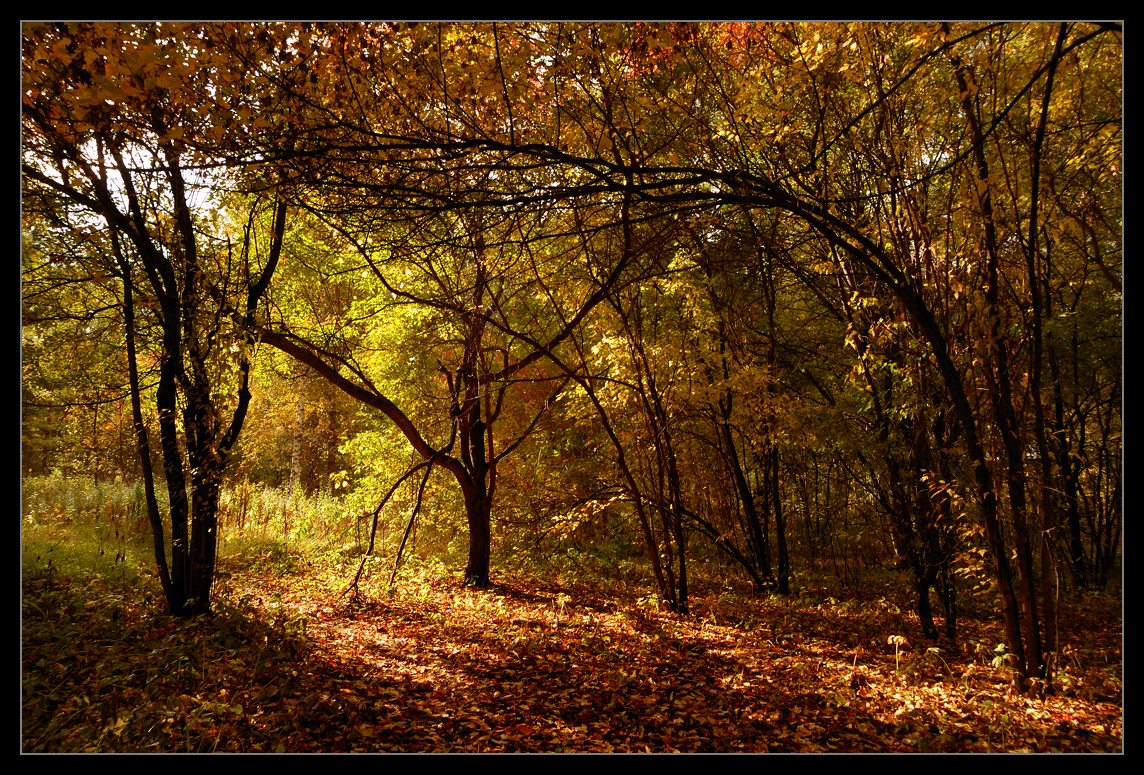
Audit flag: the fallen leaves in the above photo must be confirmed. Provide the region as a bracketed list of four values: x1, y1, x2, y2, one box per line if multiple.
[22, 564, 1122, 753]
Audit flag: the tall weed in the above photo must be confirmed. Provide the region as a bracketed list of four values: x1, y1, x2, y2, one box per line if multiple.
[21, 475, 367, 584]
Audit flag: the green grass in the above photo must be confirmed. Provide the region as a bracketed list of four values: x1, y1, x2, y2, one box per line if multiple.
[20, 475, 419, 589]
[22, 475, 153, 588]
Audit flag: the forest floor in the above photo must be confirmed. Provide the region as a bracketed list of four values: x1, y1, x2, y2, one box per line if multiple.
[22, 557, 1123, 754]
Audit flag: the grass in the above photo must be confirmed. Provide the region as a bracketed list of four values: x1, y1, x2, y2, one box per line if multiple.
[21, 474, 368, 581]
[22, 476, 153, 589]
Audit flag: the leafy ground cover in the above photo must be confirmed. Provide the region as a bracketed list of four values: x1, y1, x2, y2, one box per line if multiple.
[22, 555, 1121, 753]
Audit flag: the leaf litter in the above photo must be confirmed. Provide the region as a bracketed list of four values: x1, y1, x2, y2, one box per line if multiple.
[22, 564, 1121, 753]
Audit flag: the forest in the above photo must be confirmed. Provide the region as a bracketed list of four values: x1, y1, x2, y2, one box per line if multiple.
[21, 21, 1122, 753]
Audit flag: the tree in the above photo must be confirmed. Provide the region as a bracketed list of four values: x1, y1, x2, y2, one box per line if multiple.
[248, 23, 1121, 648]
[22, 22, 296, 615]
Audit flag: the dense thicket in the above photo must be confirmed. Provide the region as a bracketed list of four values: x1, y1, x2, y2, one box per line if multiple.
[22, 21, 1120, 688]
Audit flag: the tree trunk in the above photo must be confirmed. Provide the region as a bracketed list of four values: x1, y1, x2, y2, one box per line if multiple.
[719, 406, 772, 587]
[768, 447, 790, 596]
[949, 48, 1044, 679]
[291, 390, 305, 490]
[116, 236, 173, 605]
[180, 474, 222, 616]
[462, 481, 492, 588]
